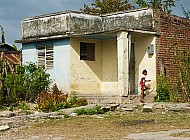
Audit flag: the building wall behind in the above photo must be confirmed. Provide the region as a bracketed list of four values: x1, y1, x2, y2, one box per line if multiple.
[101, 39, 118, 95]
[22, 39, 70, 92]
[156, 11, 190, 87]
[134, 34, 156, 93]
[70, 37, 102, 94]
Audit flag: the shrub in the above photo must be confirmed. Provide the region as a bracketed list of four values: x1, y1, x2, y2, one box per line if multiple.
[37, 84, 68, 112]
[68, 92, 88, 107]
[3, 63, 50, 105]
[154, 74, 170, 102]
[173, 48, 190, 102]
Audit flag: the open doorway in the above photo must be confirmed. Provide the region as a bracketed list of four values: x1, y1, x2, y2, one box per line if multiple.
[129, 43, 136, 94]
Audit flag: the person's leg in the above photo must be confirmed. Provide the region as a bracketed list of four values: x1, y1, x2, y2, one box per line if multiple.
[140, 88, 145, 102]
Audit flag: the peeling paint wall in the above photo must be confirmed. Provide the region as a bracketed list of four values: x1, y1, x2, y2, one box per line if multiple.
[22, 9, 154, 40]
[101, 39, 118, 95]
[70, 37, 102, 94]
[134, 34, 156, 93]
[22, 39, 70, 92]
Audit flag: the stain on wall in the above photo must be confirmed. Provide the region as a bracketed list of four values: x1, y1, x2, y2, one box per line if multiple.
[70, 37, 102, 94]
[21, 9, 154, 41]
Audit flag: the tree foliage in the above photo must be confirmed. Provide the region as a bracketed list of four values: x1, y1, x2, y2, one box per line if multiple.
[80, 0, 134, 14]
[0, 62, 51, 105]
[181, 5, 190, 19]
[0, 25, 5, 44]
[135, 0, 175, 13]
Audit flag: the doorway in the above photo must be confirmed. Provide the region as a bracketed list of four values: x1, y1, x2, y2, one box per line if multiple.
[129, 43, 136, 94]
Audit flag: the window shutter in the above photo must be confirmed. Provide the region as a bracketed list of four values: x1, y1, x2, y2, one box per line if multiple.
[80, 42, 95, 61]
[87, 43, 95, 61]
[37, 45, 45, 68]
[37, 44, 54, 69]
[46, 45, 54, 69]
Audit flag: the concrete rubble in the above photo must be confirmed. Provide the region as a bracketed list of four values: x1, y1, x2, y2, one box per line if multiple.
[0, 102, 190, 133]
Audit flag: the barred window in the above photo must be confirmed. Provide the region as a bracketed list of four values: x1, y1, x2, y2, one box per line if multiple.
[37, 44, 54, 69]
[80, 42, 95, 61]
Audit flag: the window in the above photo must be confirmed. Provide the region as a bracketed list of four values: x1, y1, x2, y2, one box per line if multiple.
[37, 44, 54, 69]
[80, 42, 95, 61]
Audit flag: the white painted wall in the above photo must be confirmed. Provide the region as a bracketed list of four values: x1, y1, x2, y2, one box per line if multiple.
[134, 34, 156, 93]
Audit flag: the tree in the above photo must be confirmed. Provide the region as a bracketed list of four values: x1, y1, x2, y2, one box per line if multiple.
[0, 25, 5, 44]
[135, 0, 175, 14]
[80, 0, 134, 14]
[181, 5, 190, 19]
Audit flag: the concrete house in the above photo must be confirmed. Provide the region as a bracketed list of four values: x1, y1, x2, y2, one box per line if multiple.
[16, 8, 190, 103]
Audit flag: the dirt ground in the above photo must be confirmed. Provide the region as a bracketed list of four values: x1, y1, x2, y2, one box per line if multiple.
[0, 111, 190, 140]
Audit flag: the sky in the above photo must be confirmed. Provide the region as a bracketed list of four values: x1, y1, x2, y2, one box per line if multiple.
[0, 0, 189, 48]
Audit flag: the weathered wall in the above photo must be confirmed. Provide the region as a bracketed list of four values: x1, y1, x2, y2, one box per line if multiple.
[21, 9, 154, 41]
[69, 13, 102, 34]
[134, 34, 156, 93]
[101, 39, 118, 95]
[102, 8, 154, 32]
[70, 37, 102, 94]
[155, 11, 190, 87]
[22, 12, 70, 39]
[22, 38, 70, 92]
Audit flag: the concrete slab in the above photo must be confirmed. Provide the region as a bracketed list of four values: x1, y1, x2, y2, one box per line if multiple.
[126, 129, 190, 140]
[143, 103, 157, 112]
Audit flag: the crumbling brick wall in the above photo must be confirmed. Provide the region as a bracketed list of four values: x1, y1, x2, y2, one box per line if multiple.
[155, 11, 190, 87]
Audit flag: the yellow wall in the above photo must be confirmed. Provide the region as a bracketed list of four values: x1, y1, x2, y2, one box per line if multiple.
[70, 33, 156, 95]
[70, 37, 102, 94]
[101, 39, 118, 95]
[134, 34, 156, 93]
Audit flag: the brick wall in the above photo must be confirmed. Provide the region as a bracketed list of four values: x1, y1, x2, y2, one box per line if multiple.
[155, 11, 190, 87]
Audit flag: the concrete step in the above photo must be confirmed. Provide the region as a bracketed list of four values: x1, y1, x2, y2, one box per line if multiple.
[77, 94, 121, 104]
[77, 93, 157, 104]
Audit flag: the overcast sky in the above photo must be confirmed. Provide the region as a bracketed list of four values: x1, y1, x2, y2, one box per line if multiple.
[0, 0, 189, 48]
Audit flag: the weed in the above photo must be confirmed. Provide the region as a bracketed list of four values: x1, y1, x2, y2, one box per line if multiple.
[154, 74, 170, 102]
[0, 105, 7, 111]
[74, 106, 105, 116]
[74, 108, 87, 115]
[64, 114, 70, 118]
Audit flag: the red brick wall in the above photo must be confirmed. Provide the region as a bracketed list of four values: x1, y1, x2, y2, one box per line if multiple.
[155, 11, 190, 87]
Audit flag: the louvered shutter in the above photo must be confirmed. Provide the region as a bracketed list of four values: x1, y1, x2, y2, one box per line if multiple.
[46, 45, 54, 69]
[37, 45, 45, 68]
[37, 44, 54, 69]
[80, 42, 95, 61]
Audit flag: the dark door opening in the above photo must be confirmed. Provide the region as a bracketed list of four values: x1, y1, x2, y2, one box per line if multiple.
[129, 43, 136, 94]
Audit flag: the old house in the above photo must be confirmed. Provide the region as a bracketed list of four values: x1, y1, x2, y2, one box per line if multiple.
[0, 43, 21, 65]
[16, 8, 190, 103]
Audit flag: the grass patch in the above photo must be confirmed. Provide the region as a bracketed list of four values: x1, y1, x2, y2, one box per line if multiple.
[1, 111, 190, 140]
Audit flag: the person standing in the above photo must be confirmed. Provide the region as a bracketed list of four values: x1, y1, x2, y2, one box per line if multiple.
[139, 70, 151, 103]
